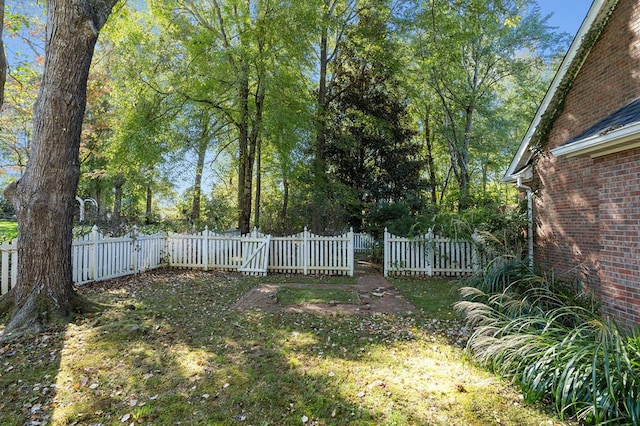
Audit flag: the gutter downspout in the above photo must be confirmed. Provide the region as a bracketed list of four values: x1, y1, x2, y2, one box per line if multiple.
[516, 177, 534, 270]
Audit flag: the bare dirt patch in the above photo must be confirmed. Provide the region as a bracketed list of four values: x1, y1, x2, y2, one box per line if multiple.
[232, 262, 416, 314]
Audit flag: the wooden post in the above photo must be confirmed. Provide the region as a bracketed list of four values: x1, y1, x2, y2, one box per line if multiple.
[203, 226, 209, 271]
[426, 228, 434, 276]
[90, 225, 99, 281]
[303, 226, 308, 275]
[471, 231, 480, 272]
[131, 225, 138, 274]
[348, 227, 354, 277]
[383, 228, 389, 277]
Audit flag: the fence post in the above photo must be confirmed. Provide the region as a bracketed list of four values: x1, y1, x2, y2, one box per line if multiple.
[303, 226, 308, 275]
[131, 225, 138, 274]
[471, 231, 480, 272]
[90, 225, 99, 280]
[426, 228, 434, 276]
[203, 226, 209, 271]
[348, 227, 354, 277]
[383, 228, 388, 277]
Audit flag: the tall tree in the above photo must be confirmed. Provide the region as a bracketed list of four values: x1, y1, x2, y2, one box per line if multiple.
[411, 0, 563, 210]
[311, 0, 359, 233]
[325, 2, 423, 229]
[1, 0, 118, 338]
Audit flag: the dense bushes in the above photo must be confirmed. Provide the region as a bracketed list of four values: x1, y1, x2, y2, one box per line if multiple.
[456, 258, 640, 425]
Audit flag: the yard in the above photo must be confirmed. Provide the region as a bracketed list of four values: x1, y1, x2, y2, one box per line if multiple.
[0, 269, 570, 425]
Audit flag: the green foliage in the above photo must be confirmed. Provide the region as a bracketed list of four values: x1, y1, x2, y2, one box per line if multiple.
[366, 201, 423, 239]
[456, 260, 640, 424]
[0, 195, 15, 217]
[324, 2, 425, 230]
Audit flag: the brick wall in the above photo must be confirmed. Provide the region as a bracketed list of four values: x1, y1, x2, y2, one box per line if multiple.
[596, 149, 640, 327]
[533, 0, 640, 326]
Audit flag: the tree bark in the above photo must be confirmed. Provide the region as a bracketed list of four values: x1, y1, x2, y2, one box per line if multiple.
[423, 105, 438, 205]
[113, 173, 125, 224]
[145, 186, 152, 224]
[1, 0, 118, 338]
[191, 135, 208, 222]
[237, 65, 251, 234]
[312, 23, 329, 234]
[254, 135, 261, 229]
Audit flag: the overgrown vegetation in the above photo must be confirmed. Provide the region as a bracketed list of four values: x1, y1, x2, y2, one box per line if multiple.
[456, 258, 640, 425]
[0, 270, 568, 425]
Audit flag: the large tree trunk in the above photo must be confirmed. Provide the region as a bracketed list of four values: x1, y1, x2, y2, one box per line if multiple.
[1, 0, 117, 339]
[423, 105, 438, 205]
[145, 186, 152, 224]
[113, 173, 125, 224]
[237, 67, 251, 234]
[312, 24, 329, 234]
[254, 135, 261, 229]
[191, 135, 208, 222]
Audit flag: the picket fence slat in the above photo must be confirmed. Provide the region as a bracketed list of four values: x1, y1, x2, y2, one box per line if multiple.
[2, 225, 489, 295]
[384, 228, 485, 277]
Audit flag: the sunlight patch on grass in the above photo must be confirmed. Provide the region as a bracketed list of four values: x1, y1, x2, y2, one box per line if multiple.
[2, 270, 569, 425]
[0, 219, 17, 240]
[390, 276, 461, 320]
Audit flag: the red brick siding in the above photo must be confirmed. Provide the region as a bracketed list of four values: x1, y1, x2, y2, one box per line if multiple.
[533, 0, 640, 326]
[595, 149, 640, 327]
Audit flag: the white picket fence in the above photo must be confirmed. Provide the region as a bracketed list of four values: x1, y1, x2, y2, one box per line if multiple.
[167, 227, 354, 276]
[353, 232, 374, 253]
[1, 226, 488, 295]
[384, 228, 486, 277]
[72, 227, 166, 285]
[0, 227, 356, 295]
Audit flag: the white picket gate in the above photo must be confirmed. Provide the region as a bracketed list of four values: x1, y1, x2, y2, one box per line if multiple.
[167, 227, 354, 276]
[384, 228, 484, 277]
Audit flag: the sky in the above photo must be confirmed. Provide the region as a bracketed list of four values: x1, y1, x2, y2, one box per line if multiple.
[535, 0, 594, 38]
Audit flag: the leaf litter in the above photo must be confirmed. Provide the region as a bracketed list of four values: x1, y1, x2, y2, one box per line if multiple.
[1, 268, 573, 425]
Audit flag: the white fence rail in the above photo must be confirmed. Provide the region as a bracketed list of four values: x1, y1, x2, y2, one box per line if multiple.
[1, 227, 356, 295]
[384, 229, 485, 277]
[72, 227, 165, 285]
[168, 227, 354, 276]
[1, 226, 489, 295]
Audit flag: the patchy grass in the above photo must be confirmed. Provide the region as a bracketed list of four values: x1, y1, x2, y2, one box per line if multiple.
[0, 219, 17, 241]
[277, 287, 359, 305]
[0, 269, 571, 425]
[390, 276, 461, 320]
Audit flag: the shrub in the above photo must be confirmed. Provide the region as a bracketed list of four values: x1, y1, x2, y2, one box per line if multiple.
[456, 259, 640, 424]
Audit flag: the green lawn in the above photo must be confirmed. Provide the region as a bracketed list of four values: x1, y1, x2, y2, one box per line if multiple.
[0, 270, 569, 425]
[277, 286, 359, 305]
[389, 276, 461, 320]
[0, 219, 18, 241]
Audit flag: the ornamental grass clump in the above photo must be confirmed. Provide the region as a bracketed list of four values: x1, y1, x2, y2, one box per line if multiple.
[455, 258, 640, 425]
